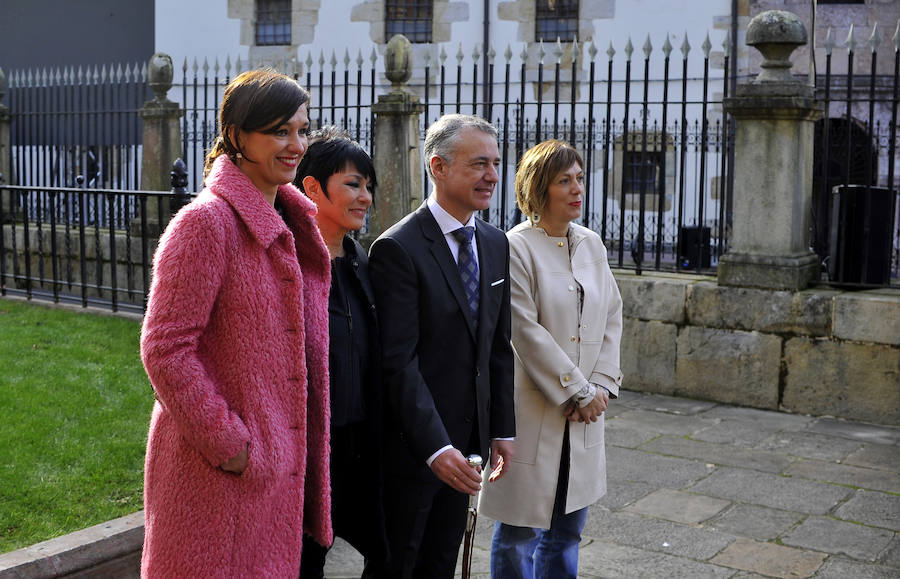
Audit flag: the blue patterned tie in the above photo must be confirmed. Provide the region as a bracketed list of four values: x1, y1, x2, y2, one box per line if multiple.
[451, 226, 479, 328]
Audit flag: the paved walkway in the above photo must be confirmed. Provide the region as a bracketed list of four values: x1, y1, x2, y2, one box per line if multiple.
[322, 389, 900, 578]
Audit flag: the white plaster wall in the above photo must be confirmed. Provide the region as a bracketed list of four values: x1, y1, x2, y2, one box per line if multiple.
[155, 0, 245, 67]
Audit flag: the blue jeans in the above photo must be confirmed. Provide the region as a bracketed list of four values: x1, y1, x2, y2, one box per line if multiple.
[491, 423, 587, 578]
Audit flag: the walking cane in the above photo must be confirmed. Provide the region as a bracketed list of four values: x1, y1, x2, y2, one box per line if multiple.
[461, 454, 483, 579]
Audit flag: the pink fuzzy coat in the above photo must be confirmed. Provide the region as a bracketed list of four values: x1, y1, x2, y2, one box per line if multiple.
[140, 155, 332, 577]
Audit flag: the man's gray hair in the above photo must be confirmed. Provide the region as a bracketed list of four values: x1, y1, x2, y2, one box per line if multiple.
[423, 114, 498, 181]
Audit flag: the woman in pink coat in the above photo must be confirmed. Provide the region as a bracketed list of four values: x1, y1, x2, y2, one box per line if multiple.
[140, 69, 332, 577]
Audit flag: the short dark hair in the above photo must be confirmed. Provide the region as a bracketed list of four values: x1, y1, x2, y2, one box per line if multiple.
[204, 68, 309, 177]
[294, 126, 377, 200]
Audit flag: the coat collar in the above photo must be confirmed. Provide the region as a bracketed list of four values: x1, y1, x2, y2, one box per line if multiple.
[512, 219, 588, 250]
[205, 155, 318, 249]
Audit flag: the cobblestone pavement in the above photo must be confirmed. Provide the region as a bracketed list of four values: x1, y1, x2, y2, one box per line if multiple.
[323, 389, 900, 578]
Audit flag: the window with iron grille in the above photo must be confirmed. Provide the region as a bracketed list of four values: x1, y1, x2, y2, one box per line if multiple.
[385, 0, 433, 43]
[535, 0, 579, 43]
[623, 150, 663, 198]
[256, 0, 292, 46]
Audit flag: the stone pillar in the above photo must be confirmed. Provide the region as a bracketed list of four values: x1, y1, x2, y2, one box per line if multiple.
[718, 10, 823, 291]
[363, 34, 424, 245]
[0, 68, 11, 220]
[139, 53, 183, 235]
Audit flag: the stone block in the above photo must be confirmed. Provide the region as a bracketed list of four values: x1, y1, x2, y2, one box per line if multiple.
[688, 467, 852, 515]
[782, 338, 900, 425]
[815, 557, 900, 579]
[781, 516, 894, 561]
[710, 538, 826, 578]
[755, 431, 863, 462]
[624, 488, 731, 525]
[707, 504, 803, 541]
[805, 417, 900, 445]
[833, 290, 900, 346]
[835, 489, 900, 532]
[621, 319, 677, 393]
[844, 443, 900, 472]
[583, 510, 736, 560]
[785, 460, 900, 495]
[641, 435, 793, 473]
[686, 282, 834, 335]
[615, 271, 691, 323]
[578, 539, 735, 579]
[675, 327, 782, 409]
[607, 446, 716, 489]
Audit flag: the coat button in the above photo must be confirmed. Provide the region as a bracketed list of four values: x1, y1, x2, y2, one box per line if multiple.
[558, 241, 564, 247]
[563, 374, 571, 382]
[568, 285, 575, 292]
[570, 336, 576, 342]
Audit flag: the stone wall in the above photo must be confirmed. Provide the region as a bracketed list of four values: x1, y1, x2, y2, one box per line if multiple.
[616, 270, 900, 425]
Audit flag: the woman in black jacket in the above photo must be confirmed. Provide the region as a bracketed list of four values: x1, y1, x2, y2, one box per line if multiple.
[295, 127, 387, 577]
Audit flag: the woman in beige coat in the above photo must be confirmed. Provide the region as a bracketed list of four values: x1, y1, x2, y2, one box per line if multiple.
[479, 140, 623, 577]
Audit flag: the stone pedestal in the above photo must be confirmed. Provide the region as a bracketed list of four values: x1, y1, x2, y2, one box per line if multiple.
[0, 69, 11, 220]
[138, 53, 182, 237]
[362, 35, 424, 245]
[718, 10, 823, 291]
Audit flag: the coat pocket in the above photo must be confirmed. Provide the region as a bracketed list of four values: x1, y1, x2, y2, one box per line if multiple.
[584, 414, 605, 448]
[512, 389, 545, 465]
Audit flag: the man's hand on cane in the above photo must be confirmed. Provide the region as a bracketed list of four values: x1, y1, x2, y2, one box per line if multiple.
[431, 449, 483, 495]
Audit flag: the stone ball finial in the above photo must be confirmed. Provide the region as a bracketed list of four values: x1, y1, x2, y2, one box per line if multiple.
[746, 10, 807, 83]
[148, 52, 174, 102]
[384, 34, 413, 88]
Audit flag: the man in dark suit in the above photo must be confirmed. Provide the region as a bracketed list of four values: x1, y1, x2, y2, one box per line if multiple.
[367, 114, 516, 578]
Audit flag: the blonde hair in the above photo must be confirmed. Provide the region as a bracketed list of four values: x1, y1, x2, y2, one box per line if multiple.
[515, 140, 583, 223]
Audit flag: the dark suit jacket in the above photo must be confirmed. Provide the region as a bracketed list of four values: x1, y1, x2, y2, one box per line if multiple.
[369, 203, 515, 475]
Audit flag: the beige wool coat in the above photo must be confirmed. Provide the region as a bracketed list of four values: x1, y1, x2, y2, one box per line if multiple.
[479, 220, 623, 529]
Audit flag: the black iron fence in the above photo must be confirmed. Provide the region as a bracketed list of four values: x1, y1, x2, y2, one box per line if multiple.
[1, 28, 899, 312]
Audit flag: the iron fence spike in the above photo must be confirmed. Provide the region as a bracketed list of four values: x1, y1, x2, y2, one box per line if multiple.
[643, 35, 653, 59]
[489, 45, 496, 63]
[722, 29, 730, 58]
[701, 33, 712, 57]
[344, 49, 351, 67]
[472, 43, 480, 62]
[520, 43, 528, 63]
[846, 24, 856, 53]
[662, 34, 673, 57]
[319, 51, 325, 66]
[867, 22, 880, 53]
[588, 39, 597, 59]
[440, 45, 448, 62]
[357, 49, 364, 68]
[538, 39, 545, 63]
[203, 58, 209, 73]
[555, 37, 564, 62]
[192, 58, 199, 73]
[624, 37, 633, 61]
[370, 47, 377, 64]
[606, 41, 615, 60]
[894, 20, 900, 51]
[681, 32, 691, 57]
[457, 42, 465, 64]
[214, 58, 220, 74]
[225, 55, 232, 75]
[825, 27, 835, 55]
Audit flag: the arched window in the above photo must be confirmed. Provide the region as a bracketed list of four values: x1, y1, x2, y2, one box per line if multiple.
[385, 0, 433, 43]
[535, 0, 579, 43]
[256, 0, 292, 46]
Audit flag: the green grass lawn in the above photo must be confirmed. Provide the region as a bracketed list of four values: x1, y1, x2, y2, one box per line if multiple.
[0, 298, 152, 554]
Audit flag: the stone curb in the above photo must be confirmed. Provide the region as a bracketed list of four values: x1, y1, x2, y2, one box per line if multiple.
[0, 512, 143, 579]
